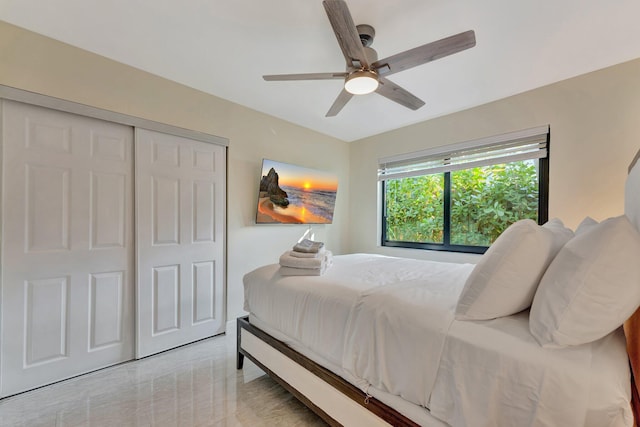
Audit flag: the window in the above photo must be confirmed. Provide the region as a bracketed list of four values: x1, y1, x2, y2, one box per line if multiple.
[379, 126, 549, 254]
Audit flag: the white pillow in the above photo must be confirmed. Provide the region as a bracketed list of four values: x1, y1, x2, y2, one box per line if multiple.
[455, 218, 573, 320]
[542, 217, 575, 251]
[575, 216, 598, 235]
[530, 215, 640, 347]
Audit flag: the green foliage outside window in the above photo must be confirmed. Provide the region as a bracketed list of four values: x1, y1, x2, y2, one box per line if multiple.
[384, 160, 539, 247]
[385, 174, 445, 243]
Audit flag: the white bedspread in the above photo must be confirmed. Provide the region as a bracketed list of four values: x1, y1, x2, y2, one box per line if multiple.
[342, 261, 473, 408]
[244, 253, 456, 367]
[429, 312, 633, 427]
[243, 253, 632, 427]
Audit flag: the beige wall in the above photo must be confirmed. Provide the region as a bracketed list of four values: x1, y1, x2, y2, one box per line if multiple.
[4, 19, 640, 317]
[349, 58, 640, 263]
[0, 21, 350, 321]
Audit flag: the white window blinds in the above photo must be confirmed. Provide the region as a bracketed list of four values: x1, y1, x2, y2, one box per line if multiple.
[378, 125, 549, 181]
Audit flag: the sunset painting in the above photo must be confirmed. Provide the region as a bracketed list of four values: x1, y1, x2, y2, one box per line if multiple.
[256, 159, 338, 224]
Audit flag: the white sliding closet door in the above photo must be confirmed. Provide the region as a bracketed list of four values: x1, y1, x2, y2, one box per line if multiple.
[0, 100, 134, 397]
[135, 129, 225, 358]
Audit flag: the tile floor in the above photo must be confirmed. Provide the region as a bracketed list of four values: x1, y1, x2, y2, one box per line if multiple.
[0, 323, 326, 426]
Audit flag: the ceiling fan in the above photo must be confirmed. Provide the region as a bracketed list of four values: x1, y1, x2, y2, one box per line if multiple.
[263, 0, 476, 117]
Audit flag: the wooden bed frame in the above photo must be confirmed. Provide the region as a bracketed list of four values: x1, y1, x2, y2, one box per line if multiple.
[236, 316, 422, 426]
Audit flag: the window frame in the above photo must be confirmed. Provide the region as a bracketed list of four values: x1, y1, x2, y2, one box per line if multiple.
[380, 130, 550, 254]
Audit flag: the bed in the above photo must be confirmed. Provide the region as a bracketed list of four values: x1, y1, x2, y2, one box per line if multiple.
[237, 151, 640, 427]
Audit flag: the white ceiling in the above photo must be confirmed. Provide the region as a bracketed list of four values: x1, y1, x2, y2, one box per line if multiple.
[2, 0, 640, 142]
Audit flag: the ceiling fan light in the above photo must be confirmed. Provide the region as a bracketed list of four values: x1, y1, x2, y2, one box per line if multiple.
[344, 70, 379, 95]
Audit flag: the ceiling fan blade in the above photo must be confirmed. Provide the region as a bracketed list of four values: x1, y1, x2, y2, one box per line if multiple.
[372, 30, 476, 77]
[376, 77, 425, 110]
[326, 89, 354, 117]
[263, 72, 347, 81]
[322, 0, 369, 68]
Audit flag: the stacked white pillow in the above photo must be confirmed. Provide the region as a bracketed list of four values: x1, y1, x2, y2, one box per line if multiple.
[529, 215, 640, 347]
[574, 216, 598, 235]
[455, 218, 573, 320]
[455, 214, 640, 348]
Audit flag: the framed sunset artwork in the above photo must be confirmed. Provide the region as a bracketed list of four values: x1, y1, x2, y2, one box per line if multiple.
[255, 159, 338, 224]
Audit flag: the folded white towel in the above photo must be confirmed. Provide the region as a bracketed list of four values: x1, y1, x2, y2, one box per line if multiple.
[280, 250, 332, 269]
[279, 254, 333, 276]
[279, 266, 326, 276]
[289, 246, 326, 258]
[293, 239, 324, 253]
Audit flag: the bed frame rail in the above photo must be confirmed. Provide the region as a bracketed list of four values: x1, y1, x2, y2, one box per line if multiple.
[236, 316, 420, 427]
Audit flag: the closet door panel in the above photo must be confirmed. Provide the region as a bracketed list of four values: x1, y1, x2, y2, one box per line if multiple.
[25, 164, 71, 251]
[153, 264, 181, 334]
[136, 129, 225, 358]
[89, 271, 125, 350]
[193, 180, 215, 242]
[152, 176, 181, 245]
[25, 277, 69, 365]
[0, 100, 134, 397]
[91, 171, 127, 248]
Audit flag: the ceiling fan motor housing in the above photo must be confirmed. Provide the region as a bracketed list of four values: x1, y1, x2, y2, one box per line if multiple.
[352, 25, 378, 69]
[363, 46, 378, 65]
[356, 24, 375, 47]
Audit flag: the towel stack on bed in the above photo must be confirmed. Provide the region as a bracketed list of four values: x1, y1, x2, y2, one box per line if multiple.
[279, 239, 333, 276]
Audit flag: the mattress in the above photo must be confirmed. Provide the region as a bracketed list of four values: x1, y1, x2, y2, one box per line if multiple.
[243, 253, 632, 427]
